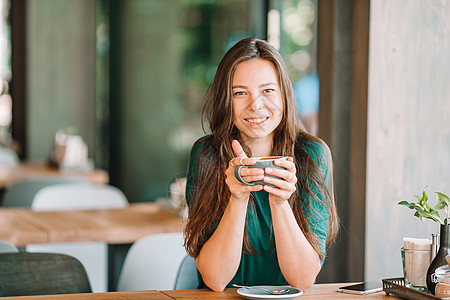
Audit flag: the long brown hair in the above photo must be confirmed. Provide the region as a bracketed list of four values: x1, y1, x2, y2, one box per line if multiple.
[184, 37, 338, 261]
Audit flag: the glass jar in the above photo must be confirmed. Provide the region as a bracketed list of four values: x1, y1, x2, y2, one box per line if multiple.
[433, 265, 450, 298]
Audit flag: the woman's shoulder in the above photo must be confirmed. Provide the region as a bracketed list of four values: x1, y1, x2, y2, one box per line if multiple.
[296, 136, 330, 162]
[192, 135, 213, 149]
[190, 135, 214, 157]
[194, 135, 213, 143]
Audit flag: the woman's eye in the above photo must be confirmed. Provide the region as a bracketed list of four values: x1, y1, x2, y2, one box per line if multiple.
[263, 88, 275, 94]
[233, 91, 246, 96]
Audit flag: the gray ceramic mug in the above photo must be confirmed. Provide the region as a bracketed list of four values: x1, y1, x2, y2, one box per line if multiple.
[234, 156, 287, 186]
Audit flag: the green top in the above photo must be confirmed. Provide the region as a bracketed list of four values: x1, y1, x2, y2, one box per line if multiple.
[186, 135, 330, 288]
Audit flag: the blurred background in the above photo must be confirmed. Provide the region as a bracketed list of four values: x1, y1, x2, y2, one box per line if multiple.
[2, 0, 450, 286]
[1, 0, 319, 203]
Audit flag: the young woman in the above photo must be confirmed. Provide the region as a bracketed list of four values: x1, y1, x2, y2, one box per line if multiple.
[184, 37, 338, 292]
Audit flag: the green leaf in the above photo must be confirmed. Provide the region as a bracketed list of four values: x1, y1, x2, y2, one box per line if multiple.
[437, 192, 450, 206]
[399, 187, 449, 224]
[398, 201, 415, 209]
[420, 190, 429, 206]
[414, 206, 441, 223]
[423, 190, 429, 200]
[435, 202, 447, 210]
[414, 195, 423, 203]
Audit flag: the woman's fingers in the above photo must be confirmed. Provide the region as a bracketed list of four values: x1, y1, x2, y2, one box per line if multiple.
[263, 157, 297, 200]
[232, 140, 247, 158]
[264, 183, 295, 200]
[238, 167, 264, 181]
[230, 140, 256, 168]
[228, 143, 297, 200]
[225, 166, 263, 199]
[265, 167, 296, 183]
[226, 140, 263, 199]
[230, 156, 256, 168]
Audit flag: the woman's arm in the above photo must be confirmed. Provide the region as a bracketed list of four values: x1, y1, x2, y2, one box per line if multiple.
[195, 197, 248, 291]
[262, 157, 323, 290]
[195, 140, 263, 291]
[269, 201, 321, 290]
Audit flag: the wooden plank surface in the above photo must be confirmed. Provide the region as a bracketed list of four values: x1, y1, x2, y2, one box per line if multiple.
[0, 162, 109, 188]
[0, 210, 48, 246]
[1, 290, 172, 300]
[0, 284, 395, 299]
[15, 203, 183, 244]
[162, 284, 391, 299]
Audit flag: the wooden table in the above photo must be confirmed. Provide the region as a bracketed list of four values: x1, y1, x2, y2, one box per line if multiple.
[162, 284, 393, 299]
[0, 162, 109, 188]
[0, 209, 48, 246]
[0, 203, 183, 246]
[0, 284, 395, 299]
[0, 203, 184, 291]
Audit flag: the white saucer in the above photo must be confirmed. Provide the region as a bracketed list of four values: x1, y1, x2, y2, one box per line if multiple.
[236, 286, 303, 299]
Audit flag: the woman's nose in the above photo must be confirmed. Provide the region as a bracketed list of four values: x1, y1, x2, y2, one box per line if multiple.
[248, 92, 264, 110]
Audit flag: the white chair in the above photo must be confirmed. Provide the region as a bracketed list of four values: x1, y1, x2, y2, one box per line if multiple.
[2, 178, 88, 207]
[0, 147, 19, 166]
[31, 183, 128, 211]
[117, 232, 198, 291]
[0, 240, 19, 253]
[174, 254, 199, 290]
[26, 184, 129, 293]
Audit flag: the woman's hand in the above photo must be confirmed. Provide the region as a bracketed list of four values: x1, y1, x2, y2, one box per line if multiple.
[225, 140, 263, 201]
[262, 157, 297, 205]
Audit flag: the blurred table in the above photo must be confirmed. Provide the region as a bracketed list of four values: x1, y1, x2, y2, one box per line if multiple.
[0, 209, 47, 246]
[0, 203, 183, 246]
[0, 284, 393, 299]
[0, 162, 109, 188]
[17, 203, 183, 244]
[1, 290, 170, 300]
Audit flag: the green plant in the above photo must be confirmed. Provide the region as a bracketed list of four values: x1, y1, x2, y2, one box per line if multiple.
[398, 188, 450, 225]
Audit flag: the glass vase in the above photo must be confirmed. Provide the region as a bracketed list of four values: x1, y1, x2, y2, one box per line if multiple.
[427, 224, 450, 294]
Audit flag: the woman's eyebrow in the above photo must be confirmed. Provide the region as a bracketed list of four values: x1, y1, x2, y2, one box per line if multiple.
[259, 82, 278, 88]
[232, 82, 278, 89]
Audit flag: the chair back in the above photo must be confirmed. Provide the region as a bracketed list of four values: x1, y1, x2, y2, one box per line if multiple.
[31, 183, 128, 211]
[117, 232, 189, 291]
[26, 184, 128, 292]
[2, 178, 88, 207]
[174, 254, 199, 290]
[0, 252, 92, 297]
[0, 240, 18, 253]
[0, 147, 18, 166]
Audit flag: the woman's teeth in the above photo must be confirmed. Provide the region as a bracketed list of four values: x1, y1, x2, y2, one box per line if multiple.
[246, 117, 267, 124]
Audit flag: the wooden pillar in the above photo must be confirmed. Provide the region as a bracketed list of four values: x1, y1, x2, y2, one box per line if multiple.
[10, 0, 27, 159]
[317, 0, 370, 282]
[348, 0, 370, 281]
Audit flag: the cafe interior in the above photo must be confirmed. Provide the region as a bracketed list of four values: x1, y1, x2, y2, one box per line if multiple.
[0, 0, 449, 299]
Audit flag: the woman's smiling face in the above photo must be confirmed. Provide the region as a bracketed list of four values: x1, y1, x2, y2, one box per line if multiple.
[232, 58, 283, 144]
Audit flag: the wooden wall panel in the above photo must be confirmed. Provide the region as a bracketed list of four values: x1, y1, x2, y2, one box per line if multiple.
[365, 0, 450, 280]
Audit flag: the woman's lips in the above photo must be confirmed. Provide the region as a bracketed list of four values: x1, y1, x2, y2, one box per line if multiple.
[244, 117, 269, 126]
